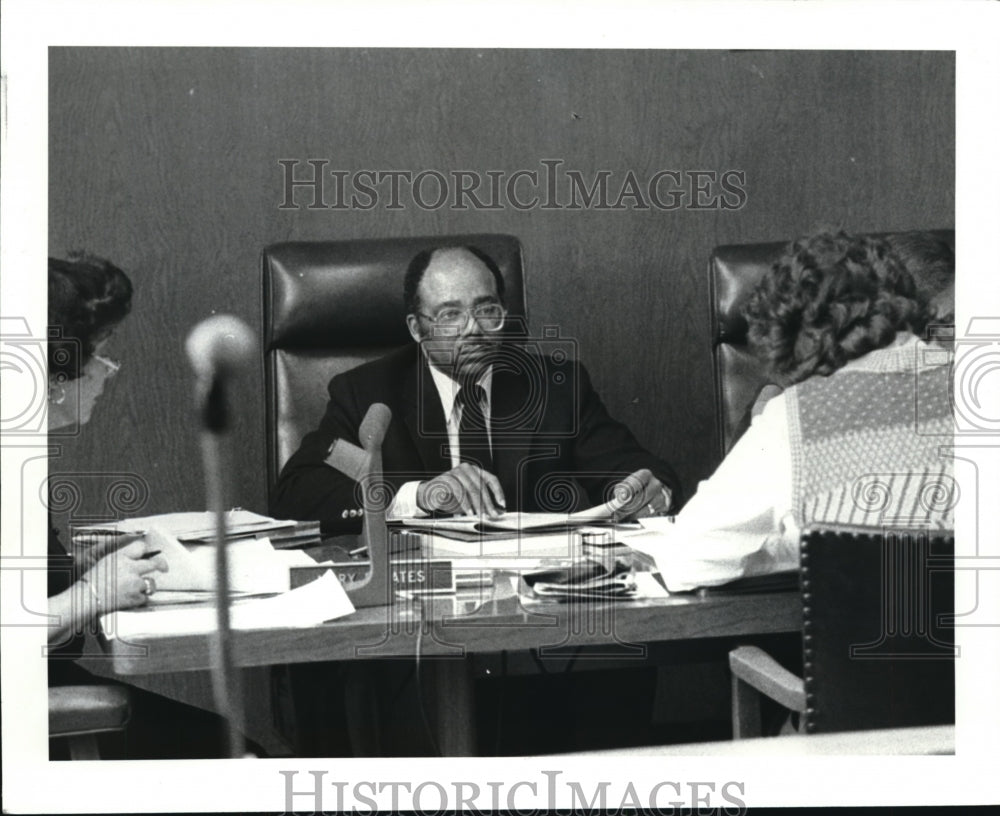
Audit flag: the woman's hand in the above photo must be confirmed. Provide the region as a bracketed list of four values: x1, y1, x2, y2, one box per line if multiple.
[81, 539, 169, 612]
[609, 468, 673, 521]
[74, 532, 146, 573]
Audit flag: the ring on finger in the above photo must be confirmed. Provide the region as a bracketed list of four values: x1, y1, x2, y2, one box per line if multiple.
[141, 576, 157, 596]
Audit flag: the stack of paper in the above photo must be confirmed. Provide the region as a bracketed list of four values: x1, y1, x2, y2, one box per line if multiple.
[396, 506, 621, 536]
[73, 510, 326, 595]
[73, 509, 299, 545]
[392, 507, 626, 560]
[144, 528, 321, 594]
[521, 558, 634, 598]
[102, 571, 355, 639]
[518, 558, 670, 602]
[413, 529, 584, 560]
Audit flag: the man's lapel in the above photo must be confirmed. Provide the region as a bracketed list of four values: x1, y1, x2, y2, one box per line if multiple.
[490, 359, 538, 501]
[401, 351, 452, 476]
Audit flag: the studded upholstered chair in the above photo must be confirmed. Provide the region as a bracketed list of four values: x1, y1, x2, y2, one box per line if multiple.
[729, 526, 955, 737]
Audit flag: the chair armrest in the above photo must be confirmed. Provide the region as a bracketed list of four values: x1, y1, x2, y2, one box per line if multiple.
[49, 685, 131, 738]
[729, 645, 806, 713]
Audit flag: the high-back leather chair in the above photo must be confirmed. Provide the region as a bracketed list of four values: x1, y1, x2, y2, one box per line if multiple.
[729, 525, 955, 737]
[261, 234, 526, 504]
[708, 229, 954, 461]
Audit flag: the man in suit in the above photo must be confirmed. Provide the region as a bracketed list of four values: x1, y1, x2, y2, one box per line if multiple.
[271, 244, 680, 533]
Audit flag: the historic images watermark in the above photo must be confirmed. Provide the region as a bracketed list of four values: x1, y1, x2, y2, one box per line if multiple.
[279, 769, 747, 814]
[1, 318, 80, 437]
[278, 159, 748, 211]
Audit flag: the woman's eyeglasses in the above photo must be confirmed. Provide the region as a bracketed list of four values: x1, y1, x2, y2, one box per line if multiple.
[92, 354, 121, 377]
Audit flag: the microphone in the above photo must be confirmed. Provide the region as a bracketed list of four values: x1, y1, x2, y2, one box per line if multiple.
[185, 315, 255, 432]
[185, 315, 255, 758]
[359, 402, 392, 451]
[323, 403, 393, 610]
[185, 314, 256, 379]
[356, 404, 392, 609]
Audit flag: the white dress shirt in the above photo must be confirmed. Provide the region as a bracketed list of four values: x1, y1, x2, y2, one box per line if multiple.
[387, 363, 493, 519]
[648, 333, 926, 591]
[649, 391, 800, 591]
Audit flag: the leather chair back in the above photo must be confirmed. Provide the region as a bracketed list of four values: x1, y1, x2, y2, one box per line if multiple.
[800, 526, 955, 734]
[709, 229, 954, 460]
[262, 234, 526, 502]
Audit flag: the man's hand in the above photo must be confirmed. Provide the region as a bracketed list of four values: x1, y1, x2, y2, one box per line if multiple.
[609, 468, 672, 520]
[416, 463, 506, 518]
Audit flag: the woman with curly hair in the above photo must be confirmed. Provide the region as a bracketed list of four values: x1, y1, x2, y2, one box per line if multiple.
[652, 229, 955, 591]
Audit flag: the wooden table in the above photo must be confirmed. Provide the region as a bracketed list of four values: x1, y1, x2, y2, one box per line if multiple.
[88, 573, 801, 756]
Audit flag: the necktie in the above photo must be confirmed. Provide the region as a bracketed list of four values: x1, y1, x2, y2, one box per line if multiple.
[456, 383, 494, 472]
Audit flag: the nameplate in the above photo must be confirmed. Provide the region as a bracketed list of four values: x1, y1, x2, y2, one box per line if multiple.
[289, 558, 462, 594]
[391, 558, 455, 594]
[290, 565, 368, 590]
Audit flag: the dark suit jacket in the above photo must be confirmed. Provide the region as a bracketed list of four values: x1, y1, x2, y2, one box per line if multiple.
[271, 343, 681, 534]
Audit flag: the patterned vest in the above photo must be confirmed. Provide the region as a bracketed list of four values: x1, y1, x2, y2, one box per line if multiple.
[786, 337, 955, 529]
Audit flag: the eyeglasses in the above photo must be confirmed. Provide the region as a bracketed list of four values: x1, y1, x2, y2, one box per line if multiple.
[417, 303, 506, 333]
[92, 354, 121, 377]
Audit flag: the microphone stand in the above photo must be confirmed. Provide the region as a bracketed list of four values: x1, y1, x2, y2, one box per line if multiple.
[323, 404, 392, 609]
[200, 376, 245, 759]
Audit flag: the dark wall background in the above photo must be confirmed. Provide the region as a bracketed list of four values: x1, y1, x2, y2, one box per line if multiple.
[47, 48, 954, 526]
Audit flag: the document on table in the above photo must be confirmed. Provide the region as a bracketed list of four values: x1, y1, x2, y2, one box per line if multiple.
[396, 504, 623, 536]
[413, 528, 585, 560]
[514, 569, 670, 602]
[102, 570, 354, 639]
[74, 509, 297, 542]
[392, 501, 665, 561]
[145, 528, 317, 594]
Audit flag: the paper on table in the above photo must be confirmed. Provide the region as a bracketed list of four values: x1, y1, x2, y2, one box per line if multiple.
[148, 529, 310, 594]
[421, 529, 584, 560]
[397, 504, 621, 535]
[633, 571, 671, 598]
[447, 556, 581, 571]
[74, 509, 295, 540]
[516, 569, 670, 603]
[636, 517, 679, 533]
[102, 570, 354, 639]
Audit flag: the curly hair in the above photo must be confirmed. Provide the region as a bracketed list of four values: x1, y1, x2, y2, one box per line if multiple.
[48, 253, 133, 382]
[743, 230, 933, 385]
[886, 231, 955, 324]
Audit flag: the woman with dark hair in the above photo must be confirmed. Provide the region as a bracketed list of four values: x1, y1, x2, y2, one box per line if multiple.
[648, 229, 955, 591]
[886, 230, 955, 334]
[47, 255, 169, 659]
[45, 255, 229, 761]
